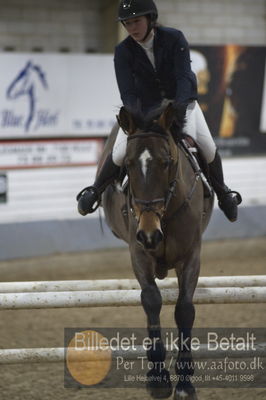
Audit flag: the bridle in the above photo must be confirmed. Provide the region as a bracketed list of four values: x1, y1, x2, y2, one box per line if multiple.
[126, 131, 180, 222]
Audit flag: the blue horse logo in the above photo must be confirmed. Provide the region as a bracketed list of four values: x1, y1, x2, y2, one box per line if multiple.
[6, 61, 48, 132]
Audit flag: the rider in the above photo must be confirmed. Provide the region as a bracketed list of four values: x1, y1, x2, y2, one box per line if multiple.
[77, 0, 241, 222]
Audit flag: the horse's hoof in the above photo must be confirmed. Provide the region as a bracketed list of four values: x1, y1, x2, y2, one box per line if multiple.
[174, 383, 198, 400]
[174, 393, 198, 400]
[146, 368, 172, 399]
[174, 392, 198, 400]
[174, 390, 198, 400]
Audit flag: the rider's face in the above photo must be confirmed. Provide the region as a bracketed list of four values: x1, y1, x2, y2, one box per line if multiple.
[123, 16, 149, 42]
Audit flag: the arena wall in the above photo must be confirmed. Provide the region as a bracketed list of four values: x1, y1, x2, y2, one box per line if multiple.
[0, 0, 101, 52]
[0, 158, 266, 260]
[158, 0, 266, 45]
[0, 0, 265, 53]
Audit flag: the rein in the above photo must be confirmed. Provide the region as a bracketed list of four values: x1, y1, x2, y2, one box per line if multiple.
[162, 145, 201, 224]
[127, 131, 169, 142]
[162, 168, 200, 225]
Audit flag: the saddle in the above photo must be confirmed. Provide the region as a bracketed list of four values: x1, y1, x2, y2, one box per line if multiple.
[179, 135, 213, 197]
[117, 134, 212, 199]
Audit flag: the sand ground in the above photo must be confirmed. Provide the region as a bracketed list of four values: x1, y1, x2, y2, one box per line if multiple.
[0, 237, 265, 400]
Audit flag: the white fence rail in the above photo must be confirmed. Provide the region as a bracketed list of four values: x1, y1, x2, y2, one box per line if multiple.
[0, 275, 265, 293]
[1, 276, 265, 364]
[0, 287, 266, 310]
[1, 343, 266, 364]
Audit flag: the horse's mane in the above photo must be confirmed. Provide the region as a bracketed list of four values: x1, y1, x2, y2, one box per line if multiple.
[125, 101, 186, 134]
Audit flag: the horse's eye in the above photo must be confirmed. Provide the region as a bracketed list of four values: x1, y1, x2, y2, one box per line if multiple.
[162, 159, 170, 169]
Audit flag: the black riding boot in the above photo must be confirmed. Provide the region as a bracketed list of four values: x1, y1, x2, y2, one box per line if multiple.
[76, 153, 120, 216]
[208, 151, 242, 222]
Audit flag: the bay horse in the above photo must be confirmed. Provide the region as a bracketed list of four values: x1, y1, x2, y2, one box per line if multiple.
[101, 103, 214, 400]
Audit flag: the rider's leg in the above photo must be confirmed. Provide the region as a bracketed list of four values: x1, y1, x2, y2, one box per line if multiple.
[208, 150, 242, 221]
[183, 101, 242, 222]
[77, 128, 127, 216]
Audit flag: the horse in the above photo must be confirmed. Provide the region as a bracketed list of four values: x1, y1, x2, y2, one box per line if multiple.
[101, 103, 214, 400]
[6, 61, 48, 131]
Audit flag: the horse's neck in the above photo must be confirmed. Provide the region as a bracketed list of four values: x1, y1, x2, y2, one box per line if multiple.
[176, 146, 195, 199]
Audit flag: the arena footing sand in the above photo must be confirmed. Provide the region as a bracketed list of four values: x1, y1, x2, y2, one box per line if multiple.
[0, 238, 265, 399]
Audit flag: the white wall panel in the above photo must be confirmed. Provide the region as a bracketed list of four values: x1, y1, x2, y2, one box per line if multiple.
[0, 157, 265, 224]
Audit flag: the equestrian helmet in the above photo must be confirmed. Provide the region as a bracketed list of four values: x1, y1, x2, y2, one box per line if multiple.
[118, 0, 158, 22]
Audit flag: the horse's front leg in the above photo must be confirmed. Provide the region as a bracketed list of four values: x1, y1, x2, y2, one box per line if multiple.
[174, 245, 201, 400]
[130, 246, 172, 399]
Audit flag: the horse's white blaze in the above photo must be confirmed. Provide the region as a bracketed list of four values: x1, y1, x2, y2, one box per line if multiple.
[138, 212, 162, 235]
[139, 149, 152, 178]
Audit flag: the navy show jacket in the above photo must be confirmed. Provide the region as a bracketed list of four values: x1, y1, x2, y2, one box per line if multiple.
[114, 26, 198, 114]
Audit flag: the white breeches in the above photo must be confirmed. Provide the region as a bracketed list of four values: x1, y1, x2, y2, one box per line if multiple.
[183, 101, 216, 163]
[112, 100, 216, 166]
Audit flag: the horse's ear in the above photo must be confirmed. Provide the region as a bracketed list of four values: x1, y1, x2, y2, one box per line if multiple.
[117, 107, 136, 135]
[158, 103, 176, 131]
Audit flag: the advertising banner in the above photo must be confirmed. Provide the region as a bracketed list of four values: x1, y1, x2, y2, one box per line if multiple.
[0, 173, 7, 203]
[0, 54, 120, 138]
[0, 48, 265, 168]
[191, 46, 266, 156]
[0, 138, 104, 169]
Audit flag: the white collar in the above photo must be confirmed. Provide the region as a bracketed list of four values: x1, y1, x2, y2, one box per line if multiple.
[137, 30, 154, 51]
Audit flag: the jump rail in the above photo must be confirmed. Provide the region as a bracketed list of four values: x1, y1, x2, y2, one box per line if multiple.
[1, 277, 265, 365]
[0, 275, 265, 293]
[0, 287, 266, 310]
[1, 343, 266, 364]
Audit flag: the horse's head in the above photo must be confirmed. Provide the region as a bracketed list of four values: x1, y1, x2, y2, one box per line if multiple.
[117, 103, 184, 251]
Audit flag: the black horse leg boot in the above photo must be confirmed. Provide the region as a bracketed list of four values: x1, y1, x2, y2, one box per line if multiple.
[76, 153, 120, 216]
[208, 151, 242, 222]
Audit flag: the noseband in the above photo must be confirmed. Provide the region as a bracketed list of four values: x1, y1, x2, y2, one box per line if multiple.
[127, 131, 179, 221]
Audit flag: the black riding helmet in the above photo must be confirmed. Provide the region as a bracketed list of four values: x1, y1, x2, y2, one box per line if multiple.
[118, 0, 158, 21]
[118, 0, 158, 41]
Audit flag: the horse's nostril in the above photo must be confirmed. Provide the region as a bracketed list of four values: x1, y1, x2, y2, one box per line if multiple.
[136, 230, 146, 245]
[136, 229, 163, 249]
[154, 229, 163, 244]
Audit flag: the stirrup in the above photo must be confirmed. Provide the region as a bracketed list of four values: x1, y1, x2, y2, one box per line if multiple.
[218, 190, 242, 222]
[76, 186, 101, 214]
[76, 186, 92, 201]
[219, 190, 242, 205]
[230, 191, 242, 205]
